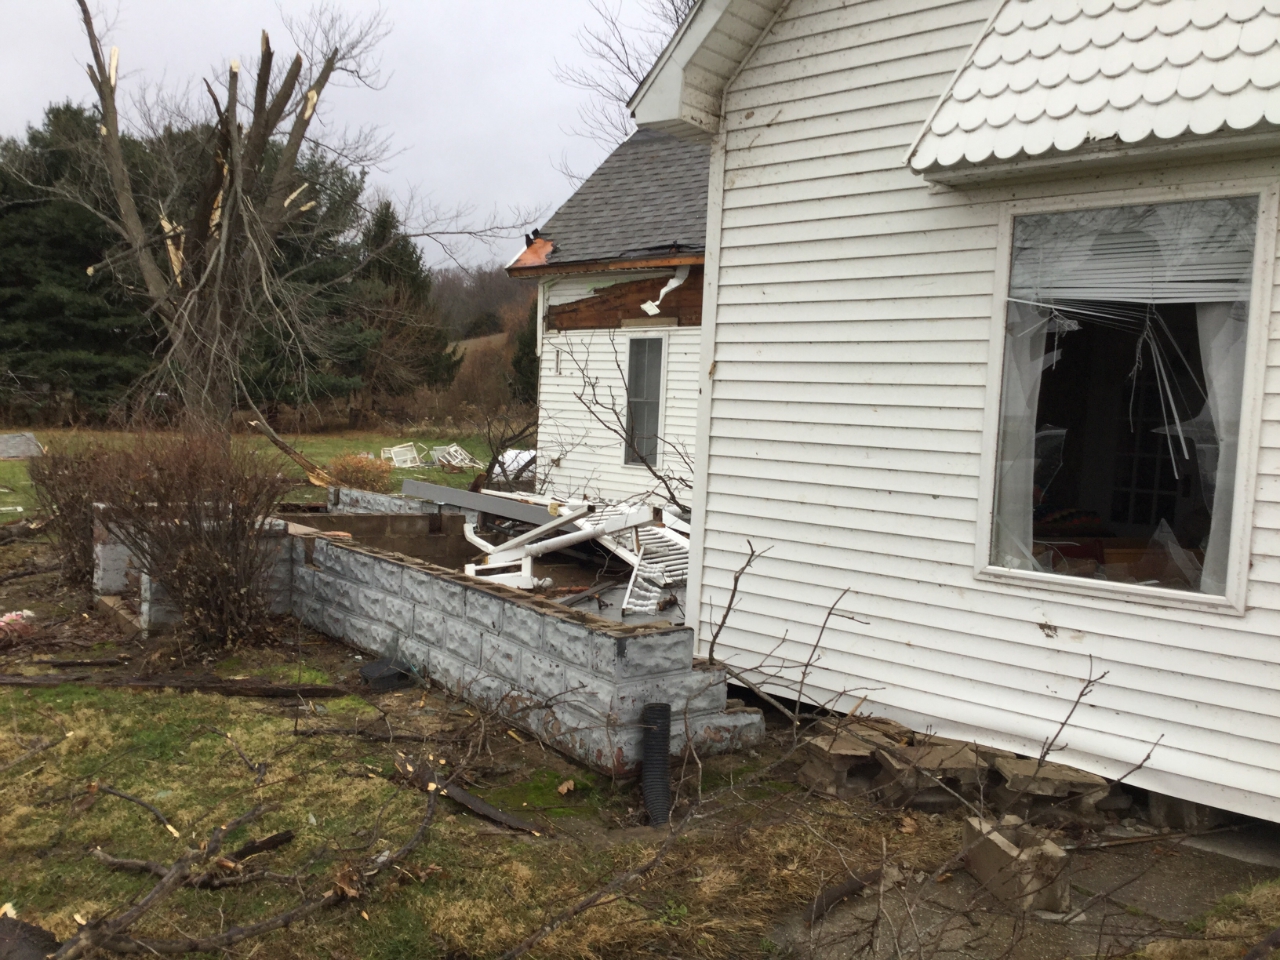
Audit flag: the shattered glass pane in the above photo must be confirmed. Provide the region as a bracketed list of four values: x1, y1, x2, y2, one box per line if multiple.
[992, 197, 1258, 595]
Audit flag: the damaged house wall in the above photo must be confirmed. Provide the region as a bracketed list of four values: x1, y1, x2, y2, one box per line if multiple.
[538, 270, 702, 503]
[632, 0, 1280, 821]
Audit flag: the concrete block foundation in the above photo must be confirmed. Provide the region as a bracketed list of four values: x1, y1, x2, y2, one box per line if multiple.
[288, 533, 765, 774]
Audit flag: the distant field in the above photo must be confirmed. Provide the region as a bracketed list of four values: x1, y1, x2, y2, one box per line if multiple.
[0, 429, 497, 516]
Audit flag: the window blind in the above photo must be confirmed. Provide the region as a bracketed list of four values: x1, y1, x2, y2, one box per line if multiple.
[1009, 196, 1258, 304]
[626, 337, 663, 466]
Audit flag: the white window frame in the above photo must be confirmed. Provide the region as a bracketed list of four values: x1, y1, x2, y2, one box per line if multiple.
[620, 329, 671, 471]
[974, 178, 1280, 615]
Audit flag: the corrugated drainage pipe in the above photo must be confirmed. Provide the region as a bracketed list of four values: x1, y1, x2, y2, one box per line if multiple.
[641, 702, 672, 826]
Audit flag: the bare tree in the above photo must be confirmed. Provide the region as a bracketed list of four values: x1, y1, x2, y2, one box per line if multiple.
[555, 0, 698, 154]
[3, 3, 527, 422]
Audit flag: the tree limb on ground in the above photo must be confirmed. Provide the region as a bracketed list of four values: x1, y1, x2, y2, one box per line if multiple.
[0, 564, 58, 586]
[0, 674, 347, 698]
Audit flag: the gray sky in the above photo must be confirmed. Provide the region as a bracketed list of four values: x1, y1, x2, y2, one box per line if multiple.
[0, 1, 628, 266]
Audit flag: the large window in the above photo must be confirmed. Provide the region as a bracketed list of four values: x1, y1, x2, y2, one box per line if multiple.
[625, 337, 663, 466]
[992, 196, 1258, 596]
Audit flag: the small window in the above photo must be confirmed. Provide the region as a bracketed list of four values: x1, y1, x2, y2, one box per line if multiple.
[625, 337, 663, 466]
[992, 196, 1258, 595]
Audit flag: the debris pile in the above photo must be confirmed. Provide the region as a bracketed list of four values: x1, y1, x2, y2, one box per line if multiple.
[962, 814, 1071, 913]
[799, 717, 1109, 823]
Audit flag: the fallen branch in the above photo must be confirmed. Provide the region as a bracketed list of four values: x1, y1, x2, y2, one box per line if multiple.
[1245, 925, 1280, 960]
[208, 727, 268, 784]
[498, 817, 683, 960]
[55, 804, 273, 959]
[0, 674, 346, 698]
[396, 754, 542, 835]
[806, 868, 882, 925]
[0, 563, 58, 585]
[247, 421, 335, 488]
[0, 737, 56, 774]
[101, 784, 180, 837]
[94, 831, 298, 889]
[293, 725, 420, 744]
[26, 656, 131, 668]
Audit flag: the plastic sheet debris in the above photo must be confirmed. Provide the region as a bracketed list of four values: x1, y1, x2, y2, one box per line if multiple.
[0, 433, 43, 460]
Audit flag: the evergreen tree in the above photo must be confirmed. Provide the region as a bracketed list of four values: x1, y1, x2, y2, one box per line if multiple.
[511, 299, 538, 405]
[0, 104, 156, 421]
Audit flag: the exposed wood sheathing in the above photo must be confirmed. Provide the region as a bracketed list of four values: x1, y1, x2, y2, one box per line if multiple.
[547, 268, 704, 330]
[689, 0, 1280, 821]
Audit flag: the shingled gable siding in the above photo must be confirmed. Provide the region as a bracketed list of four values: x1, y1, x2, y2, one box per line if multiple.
[692, 0, 1280, 820]
[538, 270, 701, 503]
[290, 535, 761, 773]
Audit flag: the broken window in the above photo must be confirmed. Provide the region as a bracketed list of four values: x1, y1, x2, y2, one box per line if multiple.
[625, 337, 663, 466]
[992, 196, 1258, 595]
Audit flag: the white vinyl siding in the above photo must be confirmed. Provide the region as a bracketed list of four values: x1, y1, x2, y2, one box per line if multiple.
[538, 324, 699, 504]
[694, 0, 1280, 820]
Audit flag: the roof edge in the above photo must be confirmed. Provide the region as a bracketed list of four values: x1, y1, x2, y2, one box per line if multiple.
[628, 0, 786, 139]
[916, 126, 1280, 186]
[507, 253, 704, 279]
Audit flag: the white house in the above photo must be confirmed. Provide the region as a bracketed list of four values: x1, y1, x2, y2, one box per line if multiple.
[631, 0, 1280, 821]
[508, 130, 710, 507]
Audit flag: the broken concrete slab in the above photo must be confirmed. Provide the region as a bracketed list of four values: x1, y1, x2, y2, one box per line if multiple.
[873, 743, 988, 809]
[963, 814, 1071, 913]
[993, 757, 1110, 817]
[915, 732, 1018, 767]
[993, 758, 1110, 797]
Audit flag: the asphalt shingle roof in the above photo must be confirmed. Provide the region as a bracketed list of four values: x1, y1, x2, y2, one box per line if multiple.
[538, 128, 710, 265]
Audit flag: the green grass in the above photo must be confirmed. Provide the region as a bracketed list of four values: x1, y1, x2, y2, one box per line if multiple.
[479, 767, 604, 820]
[0, 428, 502, 513]
[0, 457, 35, 515]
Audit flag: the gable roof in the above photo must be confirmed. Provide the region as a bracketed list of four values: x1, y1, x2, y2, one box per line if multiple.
[507, 128, 711, 276]
[908, 0, 1280, 178]
[628, 0, 785, 139]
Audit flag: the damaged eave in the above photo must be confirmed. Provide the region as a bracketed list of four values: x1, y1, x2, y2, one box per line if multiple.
[506, 252, 705, 279]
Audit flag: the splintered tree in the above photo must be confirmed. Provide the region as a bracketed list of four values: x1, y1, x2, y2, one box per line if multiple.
[64, 1, 396, 419]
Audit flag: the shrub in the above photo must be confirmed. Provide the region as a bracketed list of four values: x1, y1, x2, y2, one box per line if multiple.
[328, 453, 393, 493]
[26, 435, 118, 585]
[98, 431, 291, 647]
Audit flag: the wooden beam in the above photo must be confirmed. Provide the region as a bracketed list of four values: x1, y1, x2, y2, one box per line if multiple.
[547, 268, 703, 330]
[508, 253, 703, 278]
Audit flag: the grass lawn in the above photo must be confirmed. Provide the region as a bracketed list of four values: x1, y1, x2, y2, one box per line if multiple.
[0, 428, 500, 514]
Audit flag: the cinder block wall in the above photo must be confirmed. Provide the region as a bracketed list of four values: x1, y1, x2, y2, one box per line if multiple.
[291, 535, 763, 773]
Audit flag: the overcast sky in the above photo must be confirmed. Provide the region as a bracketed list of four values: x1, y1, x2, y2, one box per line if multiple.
[0, 1, 632, 267]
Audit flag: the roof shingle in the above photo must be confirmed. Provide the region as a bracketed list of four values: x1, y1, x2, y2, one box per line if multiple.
[909, 0, 1280, 173]
[535, 128, 710, 266]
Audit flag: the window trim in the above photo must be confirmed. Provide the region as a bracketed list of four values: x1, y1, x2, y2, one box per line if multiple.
[621, 330, 670, 470]
[974, 179, 1280, 615]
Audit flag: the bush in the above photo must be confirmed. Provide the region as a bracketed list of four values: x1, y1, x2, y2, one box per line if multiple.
[328, 453, 393, 493]
[27, 435, 118, 585]
[98, 431, 292, 647]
